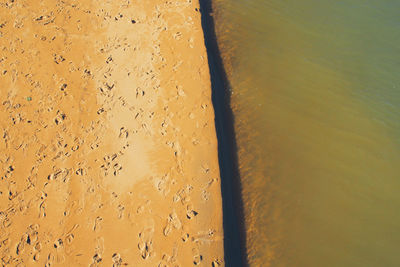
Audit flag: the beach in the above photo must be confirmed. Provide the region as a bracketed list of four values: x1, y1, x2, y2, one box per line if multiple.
[0, 0, 224, 266]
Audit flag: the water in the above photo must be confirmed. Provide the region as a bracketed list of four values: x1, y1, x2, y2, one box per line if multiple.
[210, 1, 400, 266]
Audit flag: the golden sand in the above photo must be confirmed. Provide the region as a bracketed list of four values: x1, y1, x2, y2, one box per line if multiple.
[0, 0, 224, 265]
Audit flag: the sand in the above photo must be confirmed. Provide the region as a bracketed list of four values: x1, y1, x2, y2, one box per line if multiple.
[0, 0, 224, 266]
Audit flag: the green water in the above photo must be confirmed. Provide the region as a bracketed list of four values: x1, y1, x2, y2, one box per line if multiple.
[211, 1, 400, 266]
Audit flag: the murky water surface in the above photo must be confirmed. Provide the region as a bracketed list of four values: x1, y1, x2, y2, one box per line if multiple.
[211, 1, 400, 266]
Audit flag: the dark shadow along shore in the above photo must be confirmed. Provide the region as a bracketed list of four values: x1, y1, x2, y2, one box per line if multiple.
[199, 1, 248, 266]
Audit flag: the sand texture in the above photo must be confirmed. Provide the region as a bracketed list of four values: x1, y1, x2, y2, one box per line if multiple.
[0, 0, 224, 266]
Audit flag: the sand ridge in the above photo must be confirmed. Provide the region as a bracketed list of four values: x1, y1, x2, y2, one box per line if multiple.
[0, 0, 224, 266]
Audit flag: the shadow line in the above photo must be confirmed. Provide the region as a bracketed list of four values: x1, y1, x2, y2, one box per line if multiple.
[199, 1, 248, 266]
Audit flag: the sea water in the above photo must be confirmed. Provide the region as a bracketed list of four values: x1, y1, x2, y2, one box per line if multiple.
[211, 0, 400, 266]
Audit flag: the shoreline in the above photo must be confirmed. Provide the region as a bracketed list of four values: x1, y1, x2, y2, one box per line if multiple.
[199, 0, 248, 266]
[0, 0, 225, 265]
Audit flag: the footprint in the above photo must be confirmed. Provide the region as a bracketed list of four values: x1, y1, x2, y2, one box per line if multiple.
[173, 185, 193, 205]
[163, 223, 173, 237]
[93, 216, 103, 232]
[158, 252, 180, 267]
[136, 87, 145, 98]
[117, 204, 125, 219]
[53, 238, 63, 249]
[181, 232, 189, 243]
[45, 253, 55, 267]
[186, 204, 198, 219]
[92, 237, 104, 265]
[158, 261, 169, 267]
[39, 200, 46, 218]
[75, 167, 85, 176]
[113, 162, 123, 176]
[118, 127, 129, 138]
[33, 252, 40, 262]
[34, 242, 42, 251]
[65, 233, 74, 244]
[22, 233, 31, 245]
[212, 260, 222, 267]
[54, 110, 66, 125]
[1, 255, 11, 265]
[112, 253, 122, 267]
[155, 174, 171, 196]
[91, 253, 102, 265]
[170, 213, 182, 229]
[16, 241, 25, 255]
[192, 248, 203, 265]
[100, 153, 118, 176]
[29, 224, 40, 232]
[201, 190, 210, 201]
[138, 239, 153, 260]
[137, 205, 145, 214]
[158, 254, 170, 267]
[138, 228, 154, 260]
[60, 83, 67, 92]
[97, 108, 105, 115]
[163, 212, 182, 236]
[191, 229, 220, 243]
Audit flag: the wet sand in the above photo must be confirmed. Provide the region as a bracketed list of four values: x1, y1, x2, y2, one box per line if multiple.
[0, 0, 224, 266]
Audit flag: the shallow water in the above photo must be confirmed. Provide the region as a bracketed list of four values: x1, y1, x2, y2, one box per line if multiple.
[211, 1, 400, 266]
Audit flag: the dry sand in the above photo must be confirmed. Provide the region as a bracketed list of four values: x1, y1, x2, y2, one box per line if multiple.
[0, 0, 224, 266]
